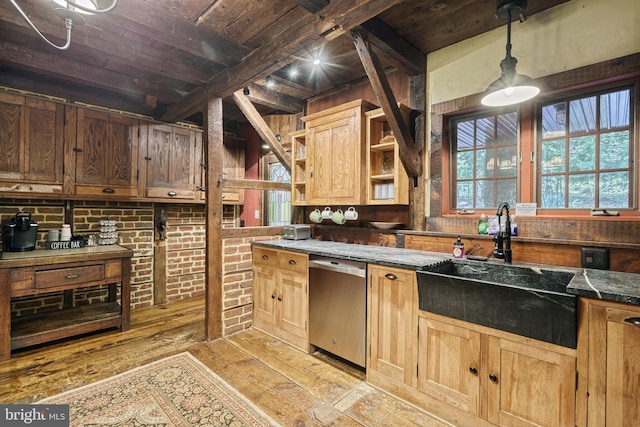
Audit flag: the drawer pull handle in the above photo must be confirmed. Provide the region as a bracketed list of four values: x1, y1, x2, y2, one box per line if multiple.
[102, 188, 115, 194]
[489, 373, 498, 383]
[167, 191, 177, 197]
[624, 317, 640, 326]
[288, 259, 296, 265]
[65, 274, 80, 279]
[469, 366, 478, 375]
[262, 255, 269, 260]
[385, 273, 397, 280]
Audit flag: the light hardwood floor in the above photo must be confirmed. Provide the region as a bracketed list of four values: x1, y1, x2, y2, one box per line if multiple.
[0, 296, 450, 426]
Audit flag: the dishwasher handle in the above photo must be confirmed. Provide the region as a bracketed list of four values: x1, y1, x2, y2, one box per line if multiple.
[309, 259, 366, 278]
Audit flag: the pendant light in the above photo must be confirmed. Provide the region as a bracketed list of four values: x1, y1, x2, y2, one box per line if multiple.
[481, 0, 539, 107]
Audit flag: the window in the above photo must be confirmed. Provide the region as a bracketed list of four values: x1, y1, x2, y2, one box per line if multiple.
[451, 111, 519, 209]
[267, 162, 291, 226]
[538, 86, 634, 209]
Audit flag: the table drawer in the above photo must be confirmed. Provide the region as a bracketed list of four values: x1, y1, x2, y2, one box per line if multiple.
[35, 264, 105, 289]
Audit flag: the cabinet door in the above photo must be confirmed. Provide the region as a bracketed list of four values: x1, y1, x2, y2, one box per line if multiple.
[417, 316, 481, 416]
[253, 264, 278, 330]
[486, 336, 576, 427]
[277, 269, 307, 341]
[76, 109, 138, 197]
[367, 264, 415, 386]
[145, 124, 195, 199]
[307, 114, 360, 204]
[588, 304, 640, 426]
[0, 94, 63, 187]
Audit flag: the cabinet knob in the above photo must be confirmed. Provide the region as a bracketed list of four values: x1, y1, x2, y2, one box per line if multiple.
[65, 274, 80, 279]
[288, 259, 296, 265]
[489, 374, 498, 383]
[262, 255, 268, 260]
[624, 317, 640, 326]
[277, 296, 282, 301]
[385, 273, 397, 280]
[144, 156, 152, 161]
[167, 191, 177, 197]
[102, 188, 115, 194]
[469, 366, 478, 375]
[271, 294, 276, 299]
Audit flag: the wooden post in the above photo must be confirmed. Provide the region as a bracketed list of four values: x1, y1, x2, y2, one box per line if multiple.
[204, 91, 224, 340]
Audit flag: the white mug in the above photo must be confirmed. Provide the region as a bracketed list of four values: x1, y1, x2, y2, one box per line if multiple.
[345, 207, 358, 220]
[321, 207, 332, 219]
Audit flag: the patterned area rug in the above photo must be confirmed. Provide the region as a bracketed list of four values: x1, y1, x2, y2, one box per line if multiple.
[39, 352, 280, 426]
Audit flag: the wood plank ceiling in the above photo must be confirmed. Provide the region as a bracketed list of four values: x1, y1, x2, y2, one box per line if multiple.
[0, 0, 570, 126]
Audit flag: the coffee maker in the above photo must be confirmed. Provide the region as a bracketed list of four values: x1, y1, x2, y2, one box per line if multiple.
[2, 211, 38, 252]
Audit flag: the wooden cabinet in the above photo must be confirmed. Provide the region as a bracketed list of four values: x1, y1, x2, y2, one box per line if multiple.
[417, 312, 577, 426]
[252, 246, 308, 351]
[196, 134, 245, 204]
[0, 93, 64, 194]
[301, 100, 375, 205]
[365, 106, 410, 205]
[75, 108, 139, 198]
[585, 298, 640, 426]
[367, 264, 416, 387]
[290, 130, 307, 205]
[143, 123, 198, 200]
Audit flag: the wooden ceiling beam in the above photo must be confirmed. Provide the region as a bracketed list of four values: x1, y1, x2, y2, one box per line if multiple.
[233, 90, 292, 172]
[352, 29, 422, 177]
[0, 40, 183, 103]
[162, 0, 404, 122]
[244, 84, 305, 113]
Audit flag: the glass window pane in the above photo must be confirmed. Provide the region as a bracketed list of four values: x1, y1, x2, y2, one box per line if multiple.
[541, 175, 565, 208]
[569, 96, 596, 134]
[457, 181, 473, 208]
[497, 146, 516, 177]
[475, 149, 493, 178]
[496, 178, 516, 207]
[476, 118, 494, 148]
[600, 131, 630, 170]
[457, 151, 474, 179]
[542, 103, 567, 138]
[457, 120, 475, 149]
[569, 135, 596, 172]
[568, 173, 595, 208]
[476, 180, 494, 208]
[541, 139, 565, 173]
[601, 89, 630, 130]
[497, 112, 517, 145]
[599, 171, 629, 208]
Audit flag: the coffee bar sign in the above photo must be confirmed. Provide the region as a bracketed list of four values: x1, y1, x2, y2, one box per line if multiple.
[46, 240, 85, 250]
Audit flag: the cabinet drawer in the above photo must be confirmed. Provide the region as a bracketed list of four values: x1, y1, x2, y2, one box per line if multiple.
[278, 251, 307, 273]
[253, 247, 278, 267]
[35, 264, 105, 289]
[76, 184, 138, 198]
[146, 188, 195, 200]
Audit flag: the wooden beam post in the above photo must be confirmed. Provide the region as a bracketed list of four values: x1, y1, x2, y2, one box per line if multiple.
[352, 29, 422, 178]
[204, 91, 224, 341]
[233, 90, 292, 172]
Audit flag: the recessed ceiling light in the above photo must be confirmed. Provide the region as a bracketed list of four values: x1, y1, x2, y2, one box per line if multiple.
[266, 75, 275, 88]
[313, 58, 321, 66]
[289, 67, 299, 78]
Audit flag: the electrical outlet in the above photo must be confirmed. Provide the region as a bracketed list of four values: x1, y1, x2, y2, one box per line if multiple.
[581, 247, 609, 270]
[254, 210, 260, 219]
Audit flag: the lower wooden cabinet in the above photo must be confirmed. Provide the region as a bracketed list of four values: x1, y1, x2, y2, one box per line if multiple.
[252, 247, 308, 351]
[417, 312, 577, 427]
[585, 298, 640, 426]
[367, 264, 416, 387]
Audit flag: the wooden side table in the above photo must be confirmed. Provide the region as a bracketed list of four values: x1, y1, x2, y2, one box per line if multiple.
[0, 245, 132, 361]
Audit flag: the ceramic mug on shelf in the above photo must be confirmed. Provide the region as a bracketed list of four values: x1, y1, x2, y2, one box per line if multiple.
[321, 207, 333, 220]
[309, 209, 322, 223]
[345, 207, 358, 221]
[331, 209, 346, 225]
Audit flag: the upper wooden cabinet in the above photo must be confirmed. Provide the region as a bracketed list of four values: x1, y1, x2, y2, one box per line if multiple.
[0, 93, 64, 194]
[142, 123, 198, 200]
[301, 100, 376, 205]
[195, 134, 245, 204]
[74, 108, 139, 198]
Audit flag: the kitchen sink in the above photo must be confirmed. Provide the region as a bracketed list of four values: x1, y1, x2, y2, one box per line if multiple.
[416, 259, 577, 348]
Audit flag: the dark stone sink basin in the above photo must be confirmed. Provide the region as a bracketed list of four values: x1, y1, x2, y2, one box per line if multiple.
[416, 259, 577, 348]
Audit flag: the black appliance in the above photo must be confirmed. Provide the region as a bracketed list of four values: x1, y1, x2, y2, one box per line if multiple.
[2, 211, 38, 252]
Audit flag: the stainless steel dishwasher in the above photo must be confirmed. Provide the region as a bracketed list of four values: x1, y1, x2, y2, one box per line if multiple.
[308, 256, 367, 368]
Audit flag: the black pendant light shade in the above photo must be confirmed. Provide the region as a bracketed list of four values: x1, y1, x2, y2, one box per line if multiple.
[481, 0, 540, 107]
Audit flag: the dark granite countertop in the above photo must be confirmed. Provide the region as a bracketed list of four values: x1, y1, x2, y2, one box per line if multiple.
[252, 239, 640, 306]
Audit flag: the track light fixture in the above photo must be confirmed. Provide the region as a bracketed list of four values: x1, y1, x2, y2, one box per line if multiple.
[10, 0, 119, 50]
[481, 0, 539, 107]
[265, 75, 275, 89]
[243, 87, 250, 95]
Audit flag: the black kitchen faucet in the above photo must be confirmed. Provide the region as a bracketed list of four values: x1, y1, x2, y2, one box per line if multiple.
[493, 202, 512, 264]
